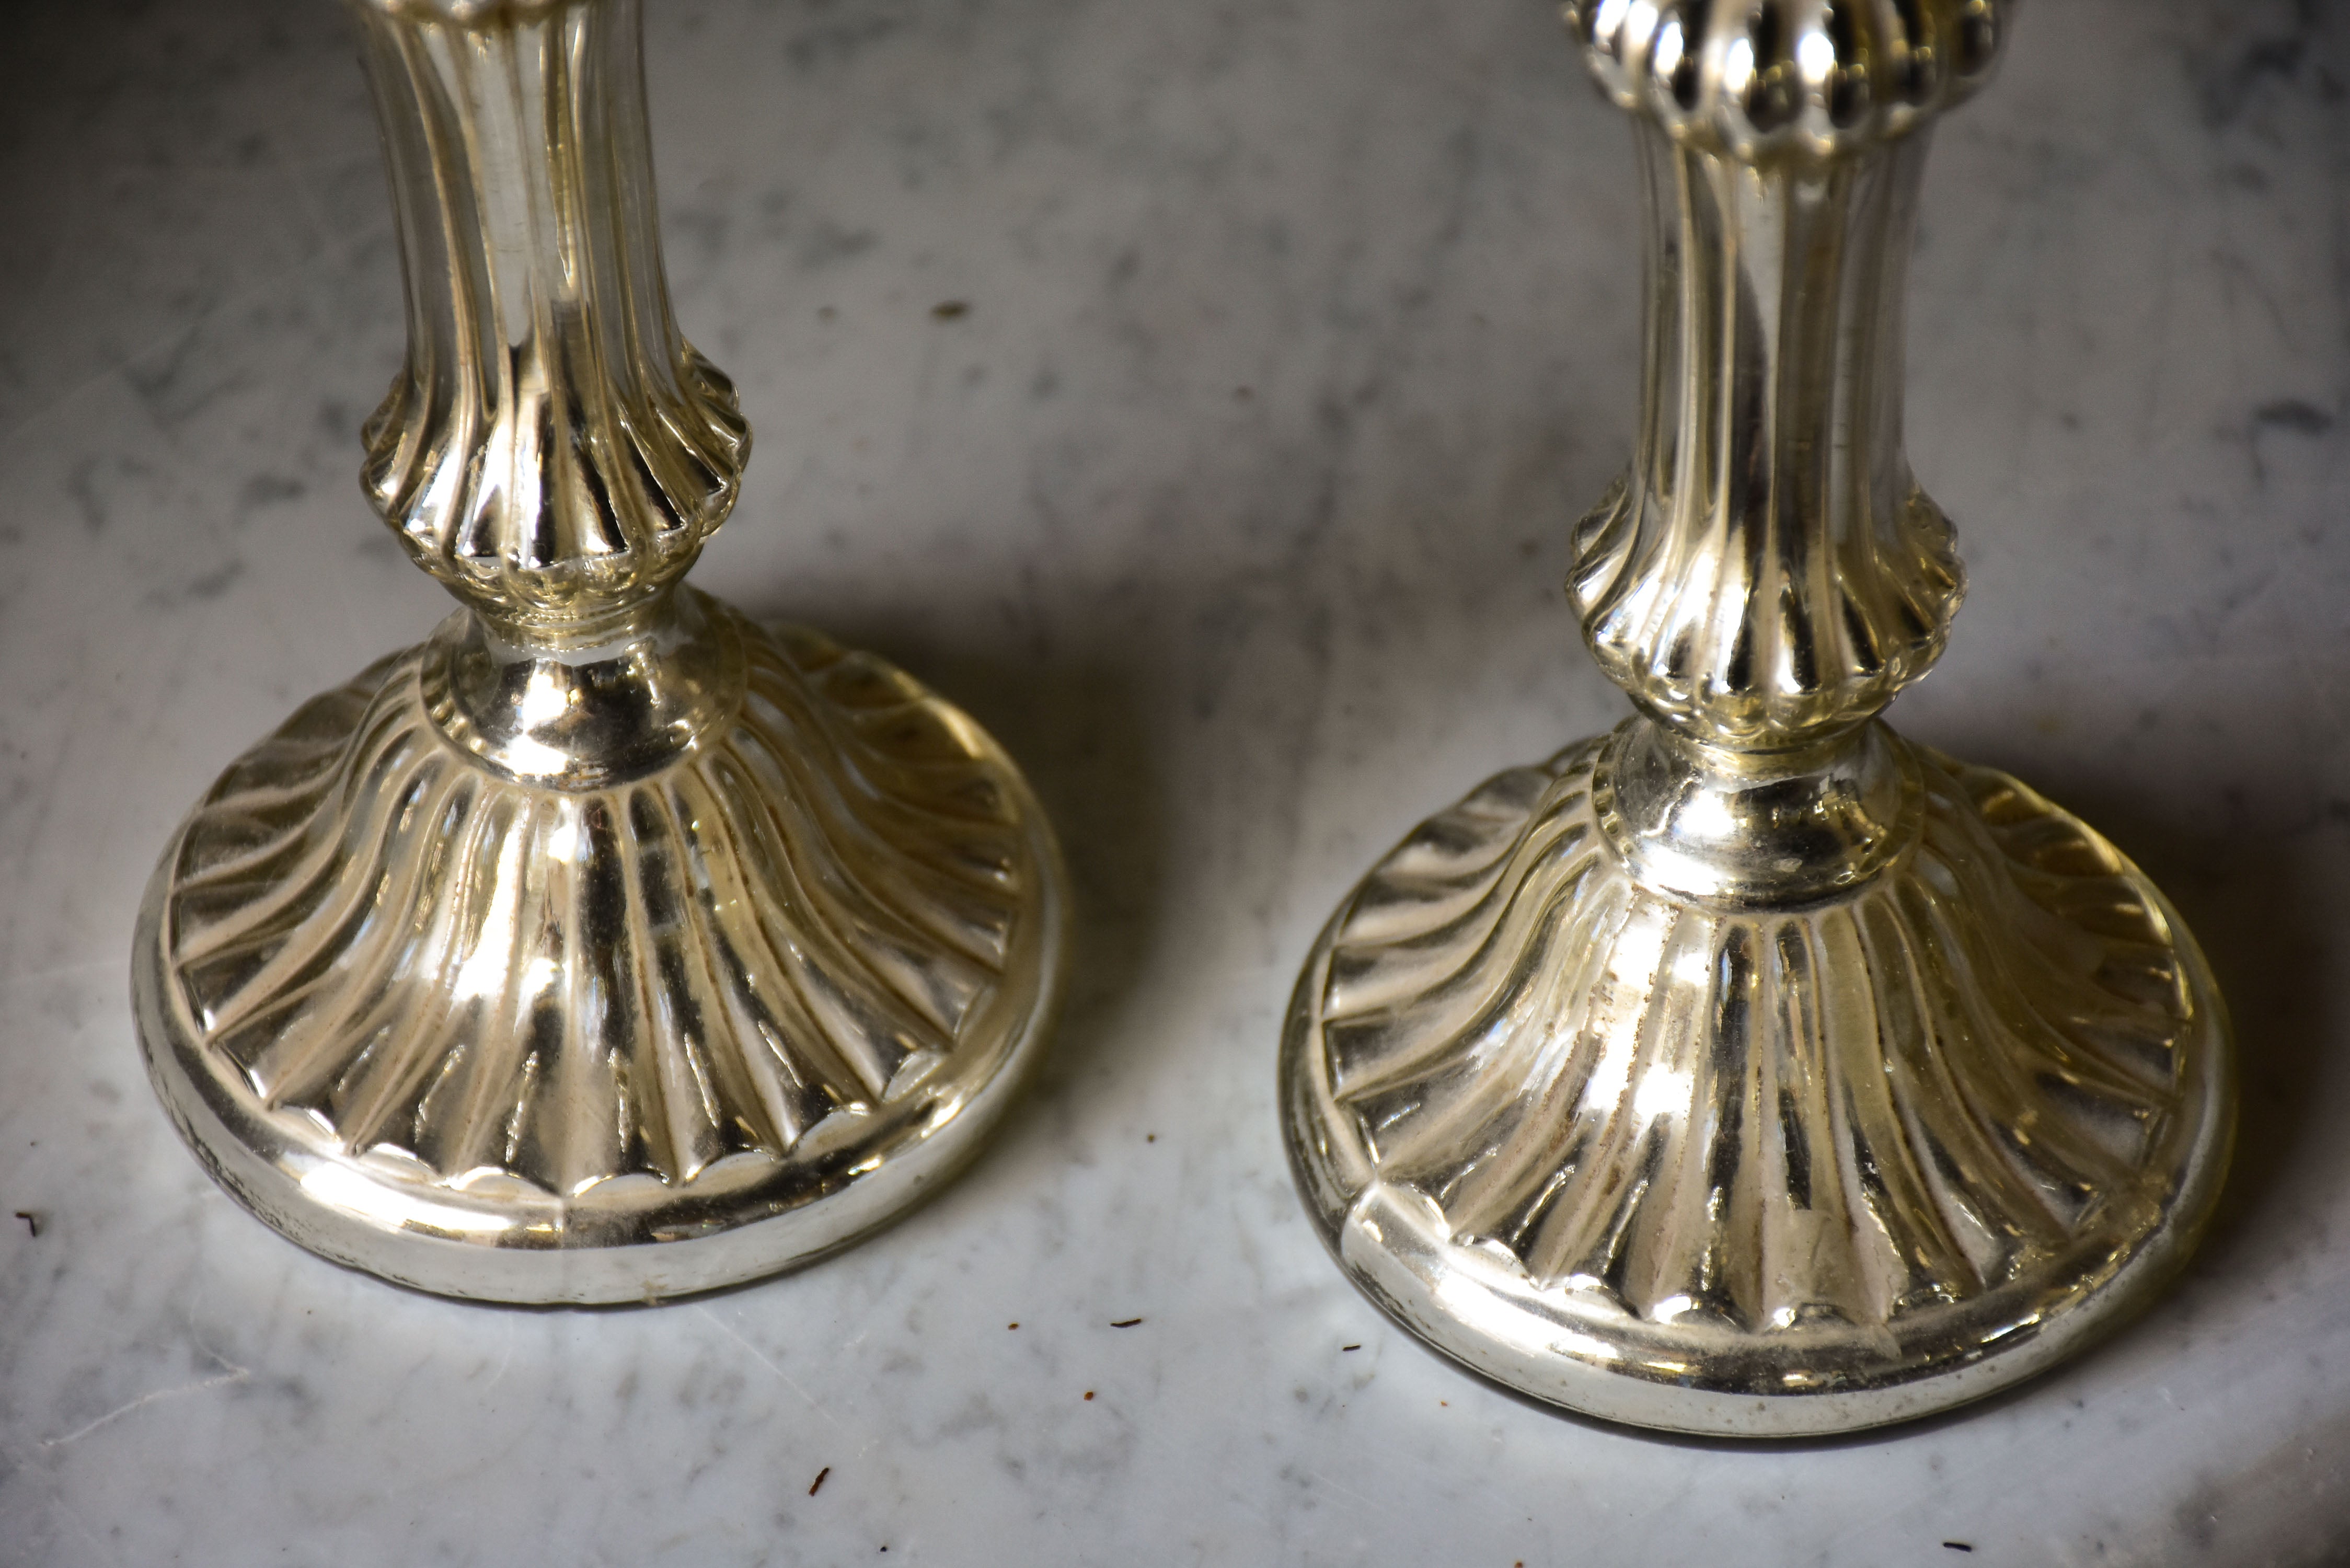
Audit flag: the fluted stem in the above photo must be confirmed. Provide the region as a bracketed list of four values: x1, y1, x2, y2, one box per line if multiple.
[1574, 121, 1961, 753]
[351, 0, 746, 647]
[1559, 1, 2014, 903]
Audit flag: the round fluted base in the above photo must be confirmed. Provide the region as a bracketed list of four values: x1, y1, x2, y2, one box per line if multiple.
[135, 598, 1064, 1304]
[1281, 724, 2231, 1435]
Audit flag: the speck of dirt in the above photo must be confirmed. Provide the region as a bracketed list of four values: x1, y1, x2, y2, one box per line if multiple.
[1943, 1546, 1975, 1555]
[809, 1468, 831, 1496]
[1084, 1391, 1095, 1401]
[12, 1212, 36, 1238]
[932, 301, 970, 320]
[1341, 1344, 1361, 1352]
[1111, 1318, 1143, 1328]
[1008, 1322, 1019, 1330]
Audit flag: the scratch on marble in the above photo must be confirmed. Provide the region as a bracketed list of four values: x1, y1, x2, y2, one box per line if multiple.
[481, 1318, 516, 1392]
[50, 1490, 126, 1568]
[39, 1364, 251, 1449]
[692, 1305, 846, 1434]
[1304, 1466, 1390, 1519]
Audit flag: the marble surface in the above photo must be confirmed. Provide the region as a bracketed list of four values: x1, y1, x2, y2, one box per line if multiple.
[3, 0, 2347, 1562]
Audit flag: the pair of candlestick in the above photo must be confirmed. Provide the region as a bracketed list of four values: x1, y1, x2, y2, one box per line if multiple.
[134, 0, 2231, 1438]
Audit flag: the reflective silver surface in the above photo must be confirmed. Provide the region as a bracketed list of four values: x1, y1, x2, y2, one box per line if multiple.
[131, 0, 1066, 1304]
[1281, 0, 2236, 1435]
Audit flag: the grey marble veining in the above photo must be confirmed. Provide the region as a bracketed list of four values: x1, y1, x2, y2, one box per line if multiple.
[2, 0, 2347, 1562]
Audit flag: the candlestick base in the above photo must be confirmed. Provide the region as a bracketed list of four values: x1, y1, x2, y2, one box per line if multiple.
[1281, 721, 2231, 1435]
[135, 591, 1064, 1304]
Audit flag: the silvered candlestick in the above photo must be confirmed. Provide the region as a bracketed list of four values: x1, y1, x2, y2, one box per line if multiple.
[1281, 0, 2232, 1435]
[133, 0, 1065, 1304]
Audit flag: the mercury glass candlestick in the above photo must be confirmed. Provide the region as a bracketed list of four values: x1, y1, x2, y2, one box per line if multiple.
[1281, 0, 2233, 1435]
[133, 0, 1065, 1305]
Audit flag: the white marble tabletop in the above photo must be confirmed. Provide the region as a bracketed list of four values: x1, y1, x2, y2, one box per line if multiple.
[3, 0, 2346, 1562]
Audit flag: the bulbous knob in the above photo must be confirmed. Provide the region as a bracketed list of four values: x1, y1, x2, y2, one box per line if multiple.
[1569, 0, 2009, 162]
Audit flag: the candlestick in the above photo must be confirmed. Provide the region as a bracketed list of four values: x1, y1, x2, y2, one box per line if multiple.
[134, 0, 1066, 1305]
[1280, 0, 2232, 1435]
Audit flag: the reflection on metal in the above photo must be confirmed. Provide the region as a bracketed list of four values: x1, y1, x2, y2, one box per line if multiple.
[134, 0, 1064, 1304]
[1280, 0, 2233, 1435]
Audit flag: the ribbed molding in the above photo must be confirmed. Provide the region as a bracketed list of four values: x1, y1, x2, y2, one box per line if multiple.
[1570, 0, 2010, 162]
[162, 603, 1044, 1203]
[1570, 117, 1962, 748]
[1285, 732, 2222, 1401]
[351, 0, 747, 643]
[1318, 737, 2186, 1317]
